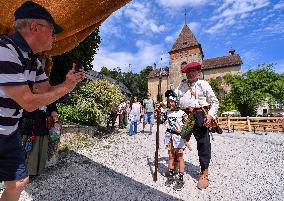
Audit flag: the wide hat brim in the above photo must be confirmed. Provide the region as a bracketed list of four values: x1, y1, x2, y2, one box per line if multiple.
[0, 0, 131, 56]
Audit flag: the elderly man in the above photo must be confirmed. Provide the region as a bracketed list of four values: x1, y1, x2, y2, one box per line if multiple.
[175, 61, 219, 190]
[0, 1, 84, 201]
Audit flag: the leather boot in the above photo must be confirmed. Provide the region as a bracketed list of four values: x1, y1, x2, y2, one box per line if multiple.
[197, 169, 209, 190]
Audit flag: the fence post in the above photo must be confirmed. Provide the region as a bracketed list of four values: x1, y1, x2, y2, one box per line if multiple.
[247, 116, 251, 132]
[228, 116, 231, 132]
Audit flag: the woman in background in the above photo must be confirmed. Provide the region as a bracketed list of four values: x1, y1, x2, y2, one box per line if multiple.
[128, 96, 142, 135]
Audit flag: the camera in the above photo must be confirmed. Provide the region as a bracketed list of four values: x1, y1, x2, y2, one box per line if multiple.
[74, 60, 83, 72]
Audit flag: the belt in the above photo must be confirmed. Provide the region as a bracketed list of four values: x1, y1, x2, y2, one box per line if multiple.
[183, 108, 203, 115]
[166, 128, 180, 135]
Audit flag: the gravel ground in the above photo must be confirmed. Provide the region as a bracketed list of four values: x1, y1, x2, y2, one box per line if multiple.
[1, 124, 283, 201]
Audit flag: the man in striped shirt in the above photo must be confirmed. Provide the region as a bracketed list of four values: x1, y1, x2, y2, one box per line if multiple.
[0, 2, 84, 201]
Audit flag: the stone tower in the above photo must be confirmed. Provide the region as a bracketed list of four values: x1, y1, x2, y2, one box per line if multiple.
[168, 24, 204, 90]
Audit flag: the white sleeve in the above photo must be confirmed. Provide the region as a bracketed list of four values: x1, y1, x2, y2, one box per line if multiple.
[204, 81, 219, 119]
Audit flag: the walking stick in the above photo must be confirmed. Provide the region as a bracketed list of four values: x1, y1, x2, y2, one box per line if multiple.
[154, 69, 162, 181]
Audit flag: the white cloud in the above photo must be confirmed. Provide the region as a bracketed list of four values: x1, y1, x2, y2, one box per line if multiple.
[188, 22, 200, 33]
[261, 13, 275, 21]
[123, 2, 165, 34]
[225, 40, 232, 45]
[207, 0, 270, 33]
[274, 1, 284, 9]
[165, 21, 200, 44]
[206, 17, 236, 34]
[240, 50, 263, 72]
[165, 35, 175, 43]
[92, 41, 166, 73]
[157, 0, 210, 8]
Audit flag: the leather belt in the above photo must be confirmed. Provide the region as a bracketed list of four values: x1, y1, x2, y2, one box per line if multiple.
[166, 128, 180, 135]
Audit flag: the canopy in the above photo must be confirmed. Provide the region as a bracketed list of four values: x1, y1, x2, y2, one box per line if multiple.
[0, 0, 131, 56]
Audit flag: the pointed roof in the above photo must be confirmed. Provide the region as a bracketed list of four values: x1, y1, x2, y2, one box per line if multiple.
[169, 24, 200, 53]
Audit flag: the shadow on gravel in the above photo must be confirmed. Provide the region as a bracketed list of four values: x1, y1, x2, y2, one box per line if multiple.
[148, 157, 200, 181]
[24, 151, 183, 201]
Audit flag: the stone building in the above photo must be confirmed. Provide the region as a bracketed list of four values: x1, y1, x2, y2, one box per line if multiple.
[148, 24, 243, 102]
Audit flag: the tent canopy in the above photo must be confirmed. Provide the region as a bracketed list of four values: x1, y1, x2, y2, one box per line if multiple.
[0, 0, 131, 56]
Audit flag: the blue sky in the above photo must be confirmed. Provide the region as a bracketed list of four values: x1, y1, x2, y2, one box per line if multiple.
[92, 0, 284, 74]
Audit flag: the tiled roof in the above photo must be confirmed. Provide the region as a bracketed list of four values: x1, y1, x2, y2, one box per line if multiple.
[169, 24, 200, 53]
[148, 67, 169, 79]
[202, 54, 242, 70]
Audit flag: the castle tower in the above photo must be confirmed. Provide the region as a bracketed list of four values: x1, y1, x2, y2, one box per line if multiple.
[168, 24, 204, 89]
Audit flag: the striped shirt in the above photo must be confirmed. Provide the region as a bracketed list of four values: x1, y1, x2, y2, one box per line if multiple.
[0, 32, 48, 136]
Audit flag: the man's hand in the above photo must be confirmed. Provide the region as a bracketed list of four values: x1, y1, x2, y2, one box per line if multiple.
[205, 114, 213, 125]
[63, 63, 85, 92]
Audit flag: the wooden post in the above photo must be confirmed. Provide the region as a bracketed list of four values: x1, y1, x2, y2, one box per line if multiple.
[227, 116, 231, 132]
[247, 116, 251, 132]
[154, 69, 162, 182]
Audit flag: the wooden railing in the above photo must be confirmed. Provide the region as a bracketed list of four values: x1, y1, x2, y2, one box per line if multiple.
[217, 116, 284, 132]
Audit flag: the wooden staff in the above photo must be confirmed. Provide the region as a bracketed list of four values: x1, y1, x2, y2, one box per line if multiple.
[154, 69, 162, 181]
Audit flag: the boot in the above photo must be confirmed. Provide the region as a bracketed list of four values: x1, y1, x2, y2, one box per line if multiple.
[162, 162, 179, 177]
[173, 173, 184, 191]
[165, 169, 175, 187]
[197, 169, 209, 190]
[165, 175, 175, 187]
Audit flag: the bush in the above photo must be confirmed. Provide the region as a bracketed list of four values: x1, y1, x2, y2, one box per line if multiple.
[57, 79, 125, 126]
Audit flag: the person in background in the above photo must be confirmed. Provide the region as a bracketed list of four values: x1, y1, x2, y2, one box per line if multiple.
[0, 2, 84, 201]
[20, 102, 58, 178]
[107, 104, 119, 129]
[118, 100, 127, 129]
[142, 92, 155, 135]
[128, 96, 142, 135]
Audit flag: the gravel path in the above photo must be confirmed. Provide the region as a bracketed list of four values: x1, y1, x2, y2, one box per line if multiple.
[2, 124, 283, 201]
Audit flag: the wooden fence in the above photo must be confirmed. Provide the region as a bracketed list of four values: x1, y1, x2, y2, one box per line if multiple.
[217, 116, 284, 132]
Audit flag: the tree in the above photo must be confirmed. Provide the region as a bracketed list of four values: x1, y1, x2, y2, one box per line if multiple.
[100, 65, 153, 100]
[225, 64, 284, 116]
[49, 28, 101, 85]
[57, 79, 125, 126]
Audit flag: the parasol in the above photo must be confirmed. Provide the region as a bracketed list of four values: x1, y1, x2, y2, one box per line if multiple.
[0, 0, 131, 56]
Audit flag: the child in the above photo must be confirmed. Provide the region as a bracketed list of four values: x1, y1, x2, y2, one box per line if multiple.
[163, 90, 188, 191]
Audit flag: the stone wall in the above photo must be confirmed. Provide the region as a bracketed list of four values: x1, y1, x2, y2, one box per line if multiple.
[203, 65, 241, 80]
[148, 76, 168, 102]
[168, 48, 203, 90]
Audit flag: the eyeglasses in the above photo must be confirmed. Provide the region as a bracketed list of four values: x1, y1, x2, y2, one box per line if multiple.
[37, 23, 55, 36]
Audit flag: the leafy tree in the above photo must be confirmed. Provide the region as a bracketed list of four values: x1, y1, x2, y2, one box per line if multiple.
[100, 65, 153, 100]
[225, 64, 284, 116]
[209, 64, 284, 116]
[49, 28, 101, 85]
[209, 78, 222, 100]
[138, 66, 153, 100]
[101, 66, 122, 79]
[57, 79, 125, 126]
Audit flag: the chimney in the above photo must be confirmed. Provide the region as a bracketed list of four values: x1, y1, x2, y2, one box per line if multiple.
[229, 47, 236, 55]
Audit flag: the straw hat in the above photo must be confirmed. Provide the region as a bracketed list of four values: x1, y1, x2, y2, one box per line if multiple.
[0, 0, 131, 56]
